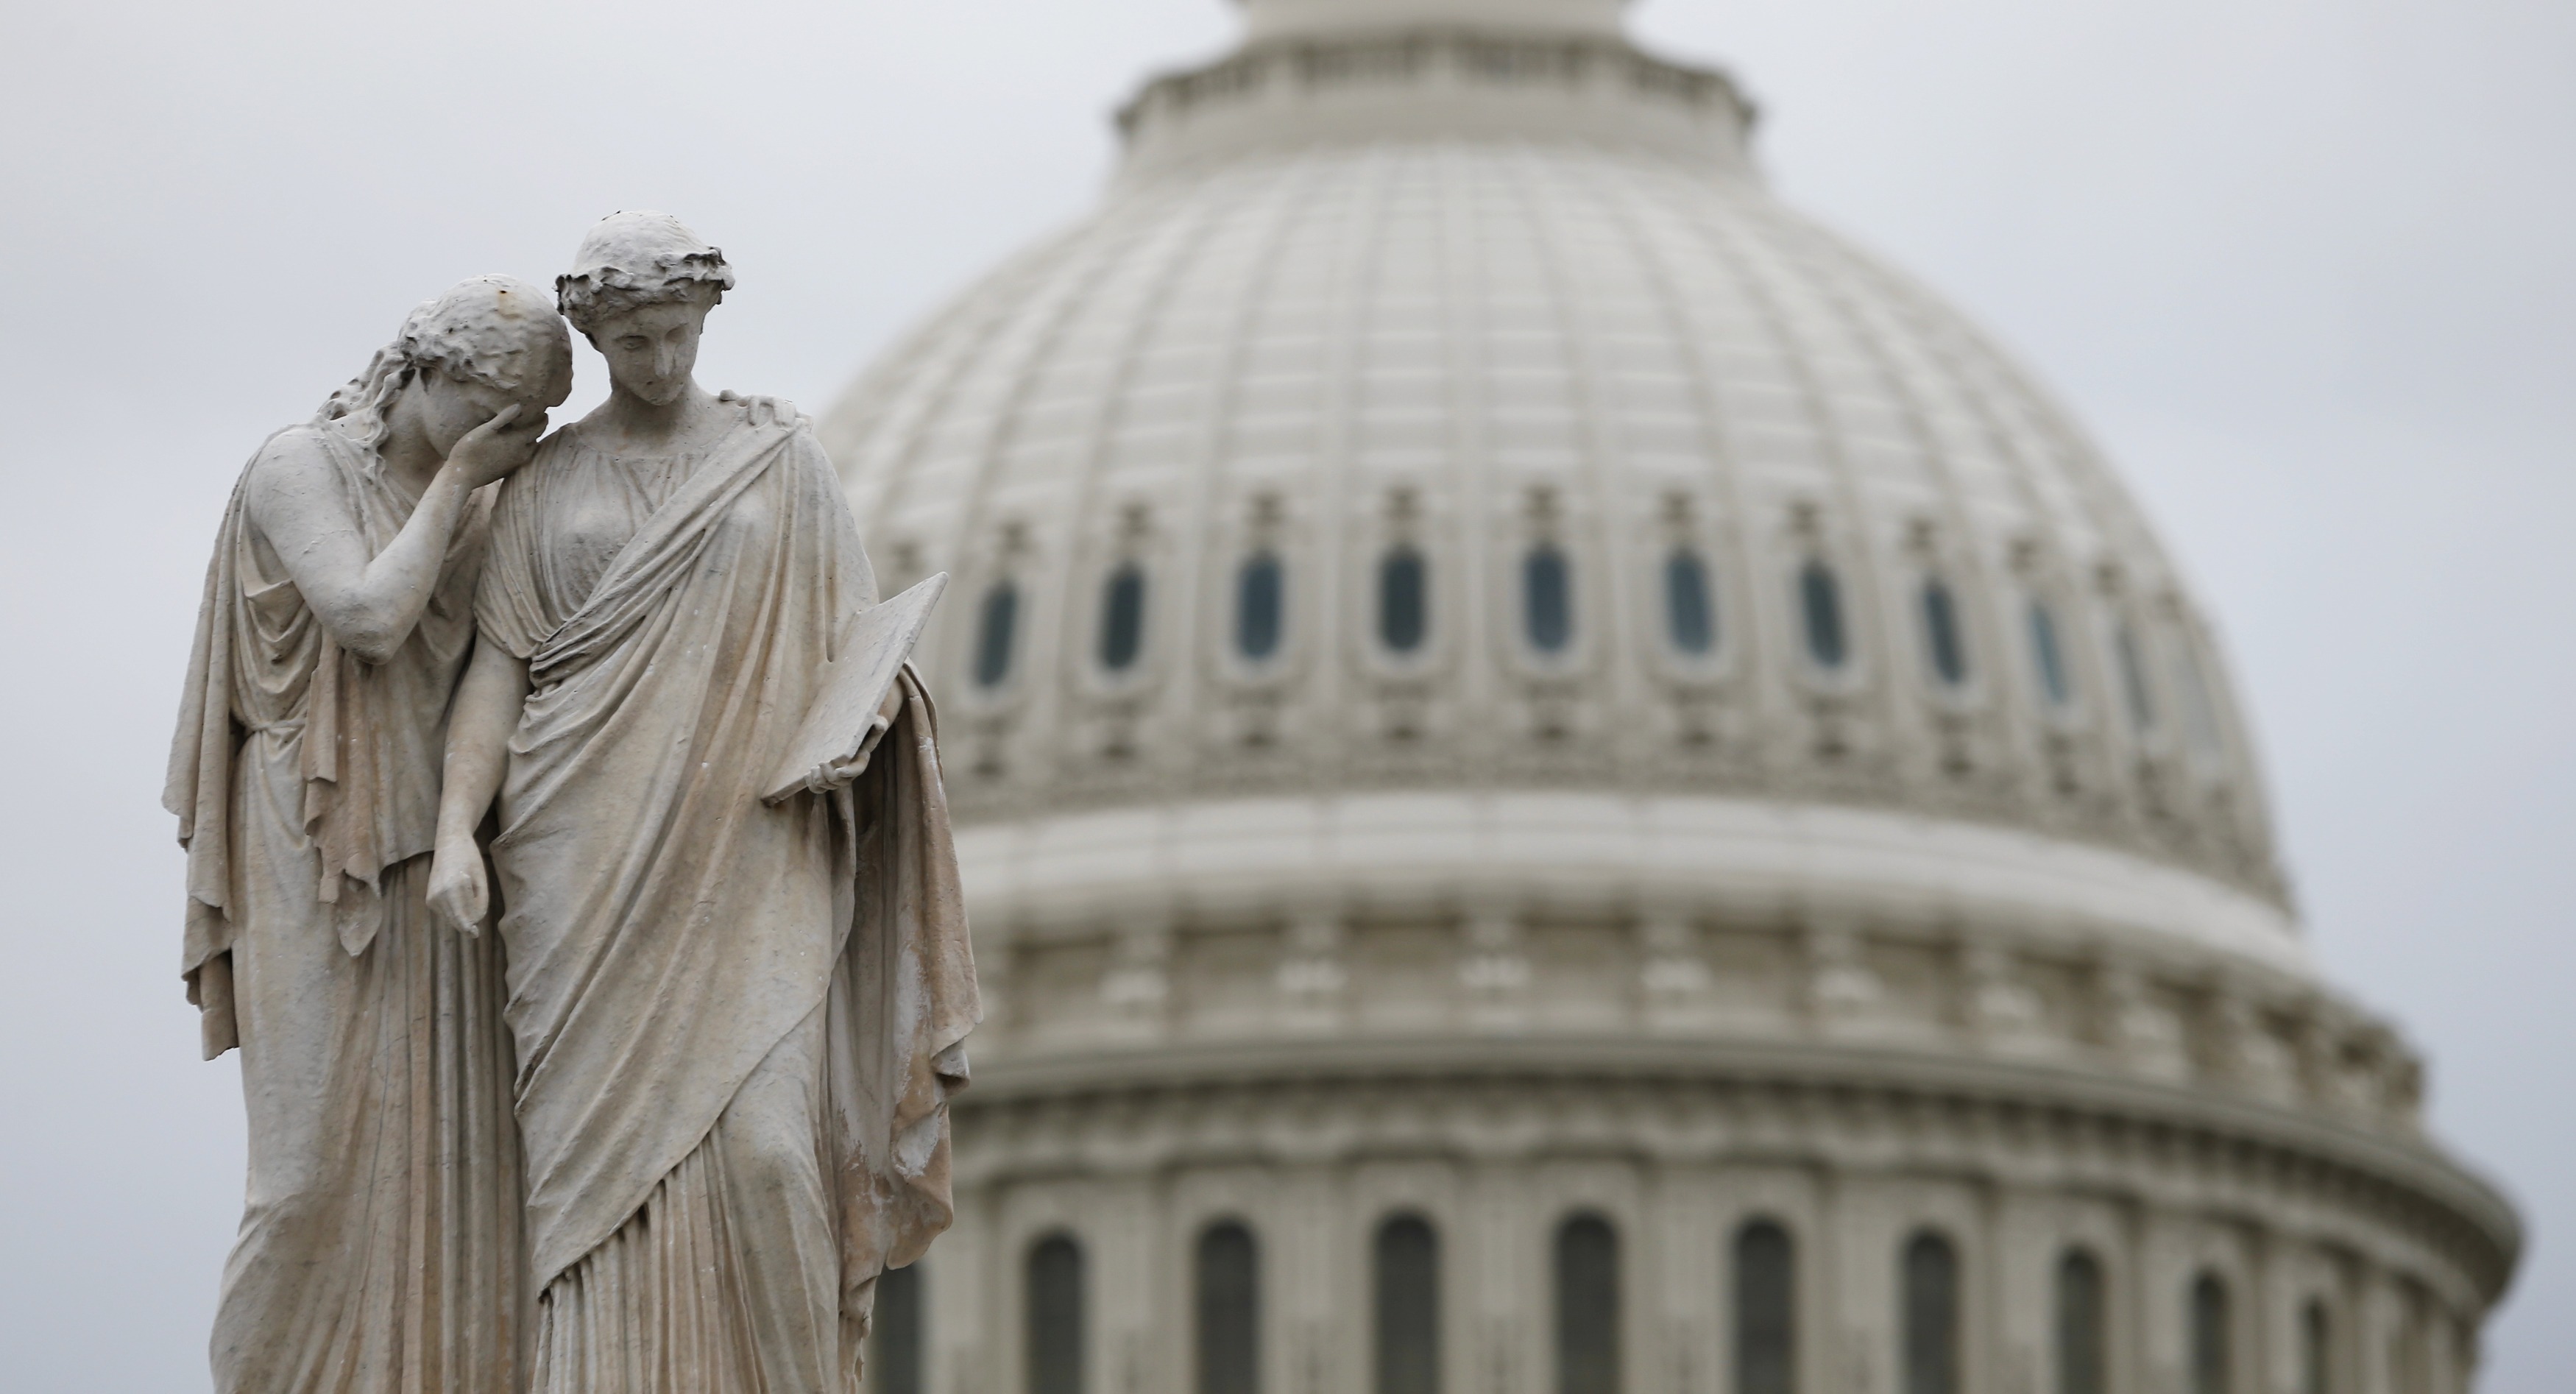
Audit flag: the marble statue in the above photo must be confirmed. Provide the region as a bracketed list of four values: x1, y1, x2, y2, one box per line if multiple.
[426, 212, 980, 1394]
[171, 216, 977, 1393]
[166, 275, 570, 1393]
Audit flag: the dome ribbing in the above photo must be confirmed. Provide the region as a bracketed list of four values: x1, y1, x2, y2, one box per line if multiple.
[822, 38, 2288, 917]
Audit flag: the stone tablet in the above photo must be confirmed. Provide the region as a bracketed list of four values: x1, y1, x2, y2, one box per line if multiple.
[762, 571, 947, 804]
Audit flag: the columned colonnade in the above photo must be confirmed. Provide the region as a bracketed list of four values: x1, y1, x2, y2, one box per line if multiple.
[863, 1067, 2489, 1394]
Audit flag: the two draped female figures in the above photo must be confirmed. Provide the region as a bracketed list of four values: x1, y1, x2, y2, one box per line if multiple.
[167, 214, 980, 1394]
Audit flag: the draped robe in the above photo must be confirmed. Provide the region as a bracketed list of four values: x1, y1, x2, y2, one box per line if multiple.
[164, 418, 526, 1394]
[473, 407, 979, 1394]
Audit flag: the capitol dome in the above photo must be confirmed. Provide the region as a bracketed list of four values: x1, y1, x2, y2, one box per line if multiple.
[821, 4, 2517, 1392]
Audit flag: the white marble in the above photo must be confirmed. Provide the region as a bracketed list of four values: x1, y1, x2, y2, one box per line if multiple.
[168, 275, 565, 1394]
[173, 221, 982, 1394]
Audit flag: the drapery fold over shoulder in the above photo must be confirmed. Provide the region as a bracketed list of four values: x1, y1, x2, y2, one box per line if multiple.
[476, 410, 979, 1340]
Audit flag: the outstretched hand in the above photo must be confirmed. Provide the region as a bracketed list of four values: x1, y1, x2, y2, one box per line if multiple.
[446, 403, 548, 489]
[427, 837, 489, 935]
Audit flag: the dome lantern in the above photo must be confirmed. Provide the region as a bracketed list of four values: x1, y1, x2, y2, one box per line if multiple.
[1122, 0, 1753, 182]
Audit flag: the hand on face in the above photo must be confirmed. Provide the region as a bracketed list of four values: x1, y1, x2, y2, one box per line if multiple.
[445, 403, 547, 489]
[420, 367, 559, 488]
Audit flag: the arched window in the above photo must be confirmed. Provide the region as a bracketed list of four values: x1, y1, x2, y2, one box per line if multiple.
[1235, 553, 1284, 662]
[1920, 579, 1967, 687]
[2027, 600, 2070, 707]
[870, 1262, 924, 1394]
[1664, 548, 1717, 657]
[1733, 1220, 1796, 1394]
[1524, 545, 1574, 654]
[1902, 1231, 1958, 1394]
[1028, 1235, 1086, 1394]
[1099, 565, 1147, 673]
[2055, 1250, 2104, 1394]
[1554, 1213, 1620, 1394]
[1379, 547, 1429, 655]
[1373, 1214, 1440, 1394]
[2301, 1301, 2332, 1394]
[1799, 560, 1847, 671]
[2190, 1273, 2231, 1394]
[2115, 624, 2156, 731]
[1197, 1221, 1260, 1394]
[974, 580, 1019, 690]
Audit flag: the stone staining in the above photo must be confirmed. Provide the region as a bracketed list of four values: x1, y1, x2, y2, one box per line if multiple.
[174, 220, 980, 1393]
[168, 275, 566, 1394]
[425, 213, 977, 1394]
[815, 1, 2519, 1391]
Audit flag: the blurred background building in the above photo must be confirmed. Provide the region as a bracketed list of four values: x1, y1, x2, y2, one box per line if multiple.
[820, 1, 2519, 1390]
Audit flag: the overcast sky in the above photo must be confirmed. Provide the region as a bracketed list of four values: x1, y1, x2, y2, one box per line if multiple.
[2, 0, 2569, 1387]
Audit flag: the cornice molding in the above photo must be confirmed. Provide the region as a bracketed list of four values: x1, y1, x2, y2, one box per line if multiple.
[953, 1034, 2520, 1301]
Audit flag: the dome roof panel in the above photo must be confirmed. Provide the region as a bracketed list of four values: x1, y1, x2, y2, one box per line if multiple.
[826, 130, 2283, 912]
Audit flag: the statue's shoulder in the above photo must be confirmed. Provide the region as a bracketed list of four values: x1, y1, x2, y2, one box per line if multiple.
[241, 420, 355, 504]
[249, 420, 342, 473]
[716, 389, 807, 434]
[710, 391, 839, 489]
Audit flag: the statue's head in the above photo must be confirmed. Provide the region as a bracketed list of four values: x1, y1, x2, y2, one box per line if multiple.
[322, 274, 574, 453]
[556, 212, 735, 408]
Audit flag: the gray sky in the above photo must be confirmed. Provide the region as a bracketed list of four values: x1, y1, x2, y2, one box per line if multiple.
[2, 0, 2568, 1387]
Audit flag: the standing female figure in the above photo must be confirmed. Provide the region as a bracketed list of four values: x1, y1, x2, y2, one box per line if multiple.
[430, 213, 978, 1394]
[166, 275, 570, 1393]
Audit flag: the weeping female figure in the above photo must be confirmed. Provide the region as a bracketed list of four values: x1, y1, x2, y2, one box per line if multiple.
[429, 212, 980, 1394]
[166, 276, 571, 1393]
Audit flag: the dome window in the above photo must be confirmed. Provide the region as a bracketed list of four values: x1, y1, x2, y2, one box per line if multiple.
[1553, 1213, 1620, 1394]
[1733, 1220, 1796, 1394]
[2115, 624, 2156, 732]
[1195, 1222, 1259, 1394]
[2057, 1250, 2106, 1394]
[1903, 1231, 1959, 1394]
[1379, 546, 1429, 655]
[973, 581, 1019, 690]
[1663, 548, 1716, 657]
[1523, 544, 1574, 654]
[1027, 1234, 1086, 1394]
[1099, 564, 1148, 673]
[1235, 552, 1285, 662]
[2027, 601, 2072, 707]
[1373, 1214, 1440, 1394]
[1920, 579, 1968, 687]
[1798, 560, 1848, 670]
